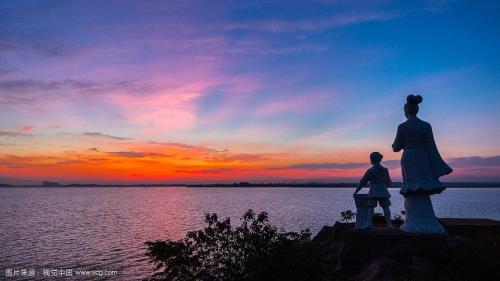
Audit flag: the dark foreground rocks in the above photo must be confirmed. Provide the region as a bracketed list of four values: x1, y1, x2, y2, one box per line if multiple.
[313, 218, 500, 281]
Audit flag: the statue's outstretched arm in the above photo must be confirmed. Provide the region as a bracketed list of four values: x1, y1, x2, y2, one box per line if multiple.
[354, 171, 369, 194]
[385, 168, 392, 187]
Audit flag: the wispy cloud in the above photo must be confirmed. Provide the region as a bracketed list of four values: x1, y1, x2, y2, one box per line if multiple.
[0, 65, 17, 77]
[203, 153, 268, 163]
[175, 168, 233, 175]
[448, 156, 500, 168]
[109, 88, 202, 134]
[0, 78, 139, 105]
[224, 41, 328, 55]
[278, 162, 367, 170]
[147, 141, 200, 150]
[0, 125, 34, 137]
[0, 131, 30, 137]
[0, 154, 60, 169]
[0, 79, 127, 92]
[274, 159, 400, 170]
[0, 25, 71, 57]
[0, 1, 77, 58]
[225, 10, 399, 33]
[271, 156, 500, 180]
[106, 151, 171, 158]
[83, 132, 132, 141]
[254, 90, 337, 117]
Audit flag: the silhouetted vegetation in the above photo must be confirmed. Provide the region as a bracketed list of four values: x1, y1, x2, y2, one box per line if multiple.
[372, 212, 385, 224]
[340, 209, 404, 226]
[363, 211, 404, 226]
[340, 210, 356, 222]
[144, 210, 321, 281]
[392, 212, 405, 226]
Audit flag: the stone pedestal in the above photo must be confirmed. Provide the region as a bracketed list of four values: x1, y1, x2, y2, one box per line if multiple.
[314, 219, 500, 281]
[340, 227, 448, 275]
[401, 193, 445, 233]
[354, 194, 377, 229]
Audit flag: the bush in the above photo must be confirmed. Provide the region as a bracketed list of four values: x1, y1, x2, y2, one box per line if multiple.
[340, 210, 355, 222]
[144, 210, 321, 281]
[372, 211, 405, 226]
[392, 212, 405, 226]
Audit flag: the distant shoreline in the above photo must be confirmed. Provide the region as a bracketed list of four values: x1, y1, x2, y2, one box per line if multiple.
[1, 182, 500, 188]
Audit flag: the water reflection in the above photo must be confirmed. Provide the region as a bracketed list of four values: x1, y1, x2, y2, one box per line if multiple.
[1, 187, 499, 280]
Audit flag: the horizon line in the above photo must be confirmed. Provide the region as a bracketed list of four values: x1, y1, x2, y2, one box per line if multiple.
[2, 181, 500, 188]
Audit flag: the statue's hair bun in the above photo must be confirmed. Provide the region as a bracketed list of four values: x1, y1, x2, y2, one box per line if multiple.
[407, 94, 423, 104]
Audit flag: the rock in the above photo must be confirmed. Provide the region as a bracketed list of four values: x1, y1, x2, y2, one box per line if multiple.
[314, 222, 353, 280]
[355, 258, 402, 281]
[355, 256, 435, 281]
[313, 218, 500, 281]
[339, 227, 448, 273]
[408, 256, 434, 280]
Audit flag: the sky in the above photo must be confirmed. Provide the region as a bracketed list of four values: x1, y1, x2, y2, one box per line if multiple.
[0, 0, 499, 184]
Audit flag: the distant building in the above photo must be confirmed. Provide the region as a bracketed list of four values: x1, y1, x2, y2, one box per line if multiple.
[42, 181, 61, 187]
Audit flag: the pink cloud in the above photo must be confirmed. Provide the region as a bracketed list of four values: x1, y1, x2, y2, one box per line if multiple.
[108, 84, 204, 135]
[17, 125, 33, 132]
[254, 90, 337, 117]
[0, 125, 34, 137]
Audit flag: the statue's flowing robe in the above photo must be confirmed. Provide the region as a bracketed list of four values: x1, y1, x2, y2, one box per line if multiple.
[392, 117, 453, 196]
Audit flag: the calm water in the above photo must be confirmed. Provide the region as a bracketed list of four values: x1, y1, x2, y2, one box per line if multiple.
[1, 187, 499, 280]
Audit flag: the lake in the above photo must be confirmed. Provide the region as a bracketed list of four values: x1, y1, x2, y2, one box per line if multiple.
[1, 187, 499, 280]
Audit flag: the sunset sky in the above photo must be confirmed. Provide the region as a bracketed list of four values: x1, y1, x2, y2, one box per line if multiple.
[1, 0, 499, 184]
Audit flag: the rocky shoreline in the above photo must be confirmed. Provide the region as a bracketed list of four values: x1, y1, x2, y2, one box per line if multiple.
[313, 218, 500, 281]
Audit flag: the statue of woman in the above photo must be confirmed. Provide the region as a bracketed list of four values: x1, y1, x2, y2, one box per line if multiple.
[392, 95, 453, 233]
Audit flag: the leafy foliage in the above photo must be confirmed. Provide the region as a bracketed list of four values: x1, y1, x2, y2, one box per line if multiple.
[340, 209, 355, 222]
[144, 210, 321, 281]
[392, 211, 405, 226]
